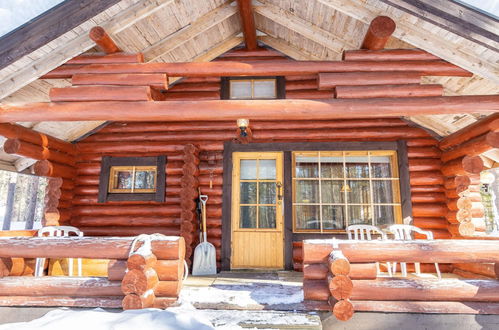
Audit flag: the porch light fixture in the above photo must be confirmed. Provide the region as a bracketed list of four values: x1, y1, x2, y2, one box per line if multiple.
[237, 118, 249, 137]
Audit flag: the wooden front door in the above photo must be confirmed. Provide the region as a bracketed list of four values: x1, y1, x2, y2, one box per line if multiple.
[231, 152, 284, 269]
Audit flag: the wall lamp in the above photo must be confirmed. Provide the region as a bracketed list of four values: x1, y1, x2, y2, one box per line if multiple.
[237, 118, 250, 137]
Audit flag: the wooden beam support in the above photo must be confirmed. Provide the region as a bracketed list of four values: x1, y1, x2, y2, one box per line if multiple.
[0, 95, 497, 122]
[237, 0, 258, 50]
[89, 26, 120, 53]
[335, 84, 443, 99]
[361, 16, 396, 50]
[318, 72, 421, 89]
[72, 73, 168, 89]
[439, 113, 499, 150]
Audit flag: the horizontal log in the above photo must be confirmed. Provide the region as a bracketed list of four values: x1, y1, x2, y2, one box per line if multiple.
[453, 263, 498, 279]
[0, 123, 76, 155]
[343, 49, 440, 61]
[89, 26, 120, 54]
[285, 80, 318, 90]
[304, 239, 499, 264]
[442, 131, 499, 163]
[286, 90, 333, 99]
[0, 230, 37, 237]
[335, 84, 443, 99]
[0, 236, 185, 260]
[408, 159, 442, 172]
[410, 172, 444, 186]
[152, 297, 178, 309]
[328, 274, 353, 300]
[122, 291, 155, 310]
[411, 185, 445, 193]
[72, 205, 181, 217]
[0, 296, 123, 308]
[67, 53, 144, 65]
[350, 278, 499, 301]
[34, 160, 75, 179]
[351, 300, 499, 314]
[161, 91, 220, 100]
[303, 279, 330, 301]
[361, 16, 396, 50]
[4, 139, 75, 165]
[76, 226, 179, 237]
[411, 193, 446, 203]
[169, 82, 219, 92]
[2, 96, 497, 122]
[412, 217, 449, 229]
[0, 276, 122, 296]
[122, 268, 158, 295]
[408, 147, 441, 158]
[71, 216, 181, 227]
[50, 86, 155, 102]
[108, 259, 183, 281]
[48, 60, 472, 77]
[254, 127, 430, 140]
[155, 280, 182, 297]
[439, 114, 499, 150]
[76, 142, 220, 154]
[441, 156, 484, 177]
[406, 138, 438, 147]
[83, 131, 234, 143]
[319, 72, 421, 89]
[303, 264, 328, 280]
[72, 73, 168, 89]
[221, 48, 284, 58]
[412, 203, 448, 217]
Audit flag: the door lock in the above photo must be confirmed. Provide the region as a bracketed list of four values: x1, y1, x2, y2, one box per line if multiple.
[276, 181, 283, 201]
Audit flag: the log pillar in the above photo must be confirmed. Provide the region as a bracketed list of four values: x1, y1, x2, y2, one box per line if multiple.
[89, 26, 120, 54]
[361, 16, 396, 50]
[43, 178, 63, 226]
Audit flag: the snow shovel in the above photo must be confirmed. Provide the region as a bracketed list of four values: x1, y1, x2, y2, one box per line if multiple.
[192, 195, 217, 275]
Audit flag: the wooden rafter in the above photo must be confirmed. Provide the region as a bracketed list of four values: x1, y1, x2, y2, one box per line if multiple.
[0, 0, 175, 100]
[143, 2, 239, 62]
[237, 0, 258, 50]
[316, 0, 499, 84]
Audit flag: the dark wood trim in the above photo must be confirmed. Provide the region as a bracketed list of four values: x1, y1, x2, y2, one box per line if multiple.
[220, 76, 286, 100]
[98, 155, 166, 203]
[0, 0, 121, 70]
[221, 140, 412, 269]
[73, 121, 111, 142]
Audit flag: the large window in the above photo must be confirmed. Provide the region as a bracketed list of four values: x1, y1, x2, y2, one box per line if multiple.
[292, 151, 402, 232]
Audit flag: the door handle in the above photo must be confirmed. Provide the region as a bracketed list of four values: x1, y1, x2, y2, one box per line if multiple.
[276, 181, 283, 201]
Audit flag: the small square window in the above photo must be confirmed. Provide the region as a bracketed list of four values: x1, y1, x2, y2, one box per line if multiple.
[224, 77, 284, 99]
[108, 166, 157, 193]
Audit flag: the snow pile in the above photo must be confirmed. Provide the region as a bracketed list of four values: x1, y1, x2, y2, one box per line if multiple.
[0, 305, 215, 330]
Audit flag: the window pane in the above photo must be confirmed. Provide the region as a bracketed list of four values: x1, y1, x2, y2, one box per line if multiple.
[259, 182, 276, 204]
[295, 205, 320, 230]
[345, 156, 369, 178]
[254, 80, 276, 98]
[295, 180, 319, 203]
[348, 180, 370, 204]
[259, 206, 276, 228]
[374, 205, 394, 227]
[295, 156, 318, 178]
[230, 81, 251, 99]
[240, 206, 257, 228]
[240, 159, 257, 179]
[371, 156, 392, 178]
[259, 159, 276, 179]
[348, 206, 372, 225]
[372, 180, 393, 203]
[134, 170, 156, 190]
[115, 171, 133, 189]
[240, 182, 257, 204]
[322, 205, 345, 230]
[320, 156, 343, 178]
[321, 180, 344, 203]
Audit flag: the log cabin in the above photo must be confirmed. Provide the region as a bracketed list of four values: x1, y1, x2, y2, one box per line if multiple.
[0, 0, 498, 319]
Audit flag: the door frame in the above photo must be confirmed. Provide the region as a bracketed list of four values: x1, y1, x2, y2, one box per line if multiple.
[221, 141, 412, 271]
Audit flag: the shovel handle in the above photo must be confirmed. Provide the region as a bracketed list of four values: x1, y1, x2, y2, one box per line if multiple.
[200, 195, 208, 204]
[199, 195, 208, 242]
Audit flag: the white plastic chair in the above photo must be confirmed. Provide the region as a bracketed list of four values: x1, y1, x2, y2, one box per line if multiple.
[388, 224, 441, 279]
[35, 226, 83, 277]
[346, 225, 392, 277]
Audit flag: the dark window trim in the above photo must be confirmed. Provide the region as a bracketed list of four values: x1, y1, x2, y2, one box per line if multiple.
[222, 141, 412, 271]
[98, 156, 166, 203]
[220, 76, 286, 99]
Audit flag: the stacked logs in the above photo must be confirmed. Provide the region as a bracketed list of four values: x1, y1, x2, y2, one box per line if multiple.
[181, 144, 200, 264]
[0, 123, 77, 226]
[44, 178, 64, 226]
[439, 114, 499, 237]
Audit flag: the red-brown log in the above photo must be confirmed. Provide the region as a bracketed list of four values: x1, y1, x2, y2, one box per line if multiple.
[122, 291, 155, 310]
[303, 264, 328, 280]
[108, 259, 184, 281]
[237, 0, 258, 50]
[127, 253, 157, 272]
[351, 300, 499, 314]
[409, 172, 444, 186]
[343, 49, 440, 61]
[350, 278, 499, 301]
[77, 226, 179, 237]
[89, 26, 120, 53]
[122, 268, 159, 295]
[72, 73, 168, 89]
[3, 96, 498, 122]
[34, 160, 75, 179]
[169, 82, 219, 92]
[361, 16, 396, 50]
[439, 113, 499, 150]
[0, 123, 76, 155]
[46, 59, 472, 77]
[411, 185, 445, 193]
[0, 276, 122, 296]
[286, 80, 318, 90]
[303, 279, 330, 301]
[408, 147, 441, 158]
[414, 229, 451, 239]
[3, 139, 75, 165]
[453, 263, 498, 279]
[286, 90, 333, 99]
[71, 205, 180, 217]
[161, 91, 220, 100]
[319, 72, 421, 89]
[77, 142, 186, 154]
[0, 296, 123, 308]
[411, 193, 446, 203]
[153, 297, 177, 309]
[221, 48, 284, 58]
[335, 84, 443, 99]
[332, 299, 354, 321]
[71, 216, 181, 227]
[50, 86, 155, 102]
[67, 53, 143, 65]
[254, 127, 430, 140]
[154, 281, 182, 297]
[412, 217, 448, 229]
[441, 132, 499, 163]
[412, 203, 447, 219]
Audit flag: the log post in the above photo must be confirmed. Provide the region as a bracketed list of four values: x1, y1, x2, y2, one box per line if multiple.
[237, 0, 258, 50]
[89, 26, 120, 54]
[361, 16, 396, 50]
[43, 178, 63, 226]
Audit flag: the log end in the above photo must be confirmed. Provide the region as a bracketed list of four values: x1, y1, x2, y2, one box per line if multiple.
[34, 160, 53, 177]
[89, 26, 106, 41]
[369, 16, 396, 38]
[332, 299, 354, 321]
[462, 155, 484, 174]
[3, 139, 21, 154]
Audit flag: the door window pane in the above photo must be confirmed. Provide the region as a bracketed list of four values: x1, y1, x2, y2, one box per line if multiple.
[259, 182, 276, 204]
[321, 180, 344, 203]
[320, 156, 343, 178]
[348, 180, 370, 204]
[240, 206, 257, 228]
[259, 206, 276, 228]
[322, 205, 345, 230]
[295, 180, 319, 203]
[371, 156, 392, 178]
[295, 205, 320, 230]
[295, 155, 318, 178]
[259, 159, 276, 179]
[240, 182, 257, 204]
[373, 180, 393, 203]
[240, 160, 257, 179]
[345, 156, 369, 178]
